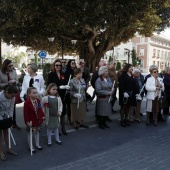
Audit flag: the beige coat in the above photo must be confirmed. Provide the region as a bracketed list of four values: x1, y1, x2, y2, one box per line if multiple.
[42, 96, 63, 125]
[0, 69, 18, 87]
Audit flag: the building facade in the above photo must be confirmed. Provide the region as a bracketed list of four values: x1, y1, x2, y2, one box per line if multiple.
[113, 34, 170, 73]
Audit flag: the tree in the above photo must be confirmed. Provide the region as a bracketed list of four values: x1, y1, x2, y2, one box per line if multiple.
[131, 48, 137, 66]
[116, 62, 121, 71]
[3, 50, 26, 67]
[0, 0, 169, 71]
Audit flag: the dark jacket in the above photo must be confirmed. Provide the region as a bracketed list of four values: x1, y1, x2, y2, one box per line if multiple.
[47, 72, 67, 100]
[119, 72, 139, 106]
[91, 71, 98, 89]
[82, 67, 90, 85]
[163, 73, 170, 98]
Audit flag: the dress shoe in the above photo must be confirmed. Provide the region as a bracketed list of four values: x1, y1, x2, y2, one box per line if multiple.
[48, 144, 52, 147]
[56, 140, 62, 145]
[62, 129, 67, 135]
[0, 154, 7, 161]
[104, 124, 110, 128]
[7, 150, 18, 156]
[36, 146, 43, 150]
[140, 113, 143, 116]
[112, 109, 116, 113]
[29, 148, 36, 153]
[99, 125, 105, 129]
[80, 124, 89, 128]
[105, 116, 112, 122]
[12, 124, 21, 130]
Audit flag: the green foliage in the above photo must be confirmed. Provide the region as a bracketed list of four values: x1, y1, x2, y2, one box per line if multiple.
[116, 62, 121, 71]
[43, 63, 51, 85]
[0, 0, 169, 71]
[131, 48, 137, 66]
[3, 50, 26, 67]
[34, 53, 38, 65]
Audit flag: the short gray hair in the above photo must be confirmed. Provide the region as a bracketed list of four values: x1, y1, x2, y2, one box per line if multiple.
[132, 68, 140, 74]
[149, 65, 158, 73]
[28, 63, 38, 73]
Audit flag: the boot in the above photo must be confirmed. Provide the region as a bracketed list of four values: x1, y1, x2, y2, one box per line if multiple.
[103, 117, 109, 128]
[98, 116, 105, 129]
[120, 120, 126, 127]
[61, 115, 67, 135]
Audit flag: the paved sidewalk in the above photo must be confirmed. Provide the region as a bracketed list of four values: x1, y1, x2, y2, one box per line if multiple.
[49, 126, 170, 170]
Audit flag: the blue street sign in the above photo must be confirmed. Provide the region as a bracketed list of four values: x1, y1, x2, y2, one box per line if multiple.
[38, 50, 47, 58]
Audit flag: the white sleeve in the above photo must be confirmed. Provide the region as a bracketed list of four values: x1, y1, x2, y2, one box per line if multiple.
[20, 76, 27, 99]
[39, 75, 45, 96]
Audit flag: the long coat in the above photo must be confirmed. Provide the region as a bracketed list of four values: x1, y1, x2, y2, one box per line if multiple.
[119, 72, 139, 106]
[24, 98, 44, 127]
[95, 76, 113, 116]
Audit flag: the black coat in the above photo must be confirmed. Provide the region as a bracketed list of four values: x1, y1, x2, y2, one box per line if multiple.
[47, 72, 67, 100]
[163, 73, 170, 98]
[119, 72, 139, 106]
[91, 71, 98, 89]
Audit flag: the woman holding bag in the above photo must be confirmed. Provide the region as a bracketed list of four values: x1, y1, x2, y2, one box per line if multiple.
[0, 59, 21, 130]
[0, 85, 18, 161]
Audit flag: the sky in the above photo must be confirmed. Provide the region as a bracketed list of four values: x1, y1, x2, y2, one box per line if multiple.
[160, 28, 170, 38]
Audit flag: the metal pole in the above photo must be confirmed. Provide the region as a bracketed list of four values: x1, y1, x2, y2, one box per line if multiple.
[42, 58, 43, 69]
[62, 39, 64, 59]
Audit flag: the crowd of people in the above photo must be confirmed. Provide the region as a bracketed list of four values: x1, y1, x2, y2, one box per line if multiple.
[0, 58, 169, 161]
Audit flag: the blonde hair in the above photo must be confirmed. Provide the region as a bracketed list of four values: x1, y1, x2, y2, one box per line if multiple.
[28, 63, 38, 73]
[45, 83, 59, 96]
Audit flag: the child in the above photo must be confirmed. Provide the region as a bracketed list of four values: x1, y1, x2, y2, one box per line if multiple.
[24, 87, 44, 153]
[42, 83, 63, 147]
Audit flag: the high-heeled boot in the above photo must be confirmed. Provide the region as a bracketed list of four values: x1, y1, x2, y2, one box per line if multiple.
[60, 115, 67, 135]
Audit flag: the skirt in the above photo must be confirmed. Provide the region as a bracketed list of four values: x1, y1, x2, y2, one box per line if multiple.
[71, 101, 86, 122]
[97, 99, 112, 116]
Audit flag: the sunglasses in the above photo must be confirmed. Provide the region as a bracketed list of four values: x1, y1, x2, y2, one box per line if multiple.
[71, 62, 75, 64]
[55, 64, 62, 67]
[153, 71, 158, 73]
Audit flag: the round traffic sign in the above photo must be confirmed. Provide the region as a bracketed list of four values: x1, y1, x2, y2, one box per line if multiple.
[38, 50, 47, 58]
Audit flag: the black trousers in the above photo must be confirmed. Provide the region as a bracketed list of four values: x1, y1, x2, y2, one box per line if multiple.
[13, 104, 16, 125]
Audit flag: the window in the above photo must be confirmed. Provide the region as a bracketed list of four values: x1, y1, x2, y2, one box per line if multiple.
[161, 51, 164, 59]
[165, 51, 167, 59]
[139, 48, 144, 56]
[153, 61, 155, 65]
[153, 49, 156, 57]
[157, 50, 160, 58]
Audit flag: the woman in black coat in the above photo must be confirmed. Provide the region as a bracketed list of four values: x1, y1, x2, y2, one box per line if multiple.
[47, 59, 69, 135]
[64, 60, 76, 124]
[118, 64, 139, 127]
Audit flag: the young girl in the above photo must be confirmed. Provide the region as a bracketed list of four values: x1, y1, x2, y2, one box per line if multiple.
[42, 83, 63, 147]
[24, 87, 44, 153]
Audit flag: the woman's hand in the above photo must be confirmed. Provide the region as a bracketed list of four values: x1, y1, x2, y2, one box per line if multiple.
[27, 122, 32, 128]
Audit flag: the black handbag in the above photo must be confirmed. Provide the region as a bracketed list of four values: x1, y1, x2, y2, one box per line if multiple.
[160, 93, 168, 109]
[0, 101, 13, 130]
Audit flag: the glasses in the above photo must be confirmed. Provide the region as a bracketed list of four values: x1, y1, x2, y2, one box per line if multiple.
[55, 64, 62, 67]
[153, 71, 158, 73]
[71, 62, 75, 64]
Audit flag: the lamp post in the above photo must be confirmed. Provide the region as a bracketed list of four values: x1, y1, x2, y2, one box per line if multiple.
[124, 48, 130, 64]
[71, 40, 77, 59]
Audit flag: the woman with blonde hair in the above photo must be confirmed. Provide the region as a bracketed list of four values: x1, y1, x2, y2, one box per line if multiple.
[20, 63, 45, 101]
[145, 65, 164, 126]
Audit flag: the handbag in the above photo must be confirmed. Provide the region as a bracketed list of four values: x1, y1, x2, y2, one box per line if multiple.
[0, 101, 13, 130]
[160, 93, 168, 109]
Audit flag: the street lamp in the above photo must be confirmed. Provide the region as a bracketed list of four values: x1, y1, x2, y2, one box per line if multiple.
[124, 48, 130, 64]
[71, 40, 77, 45]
